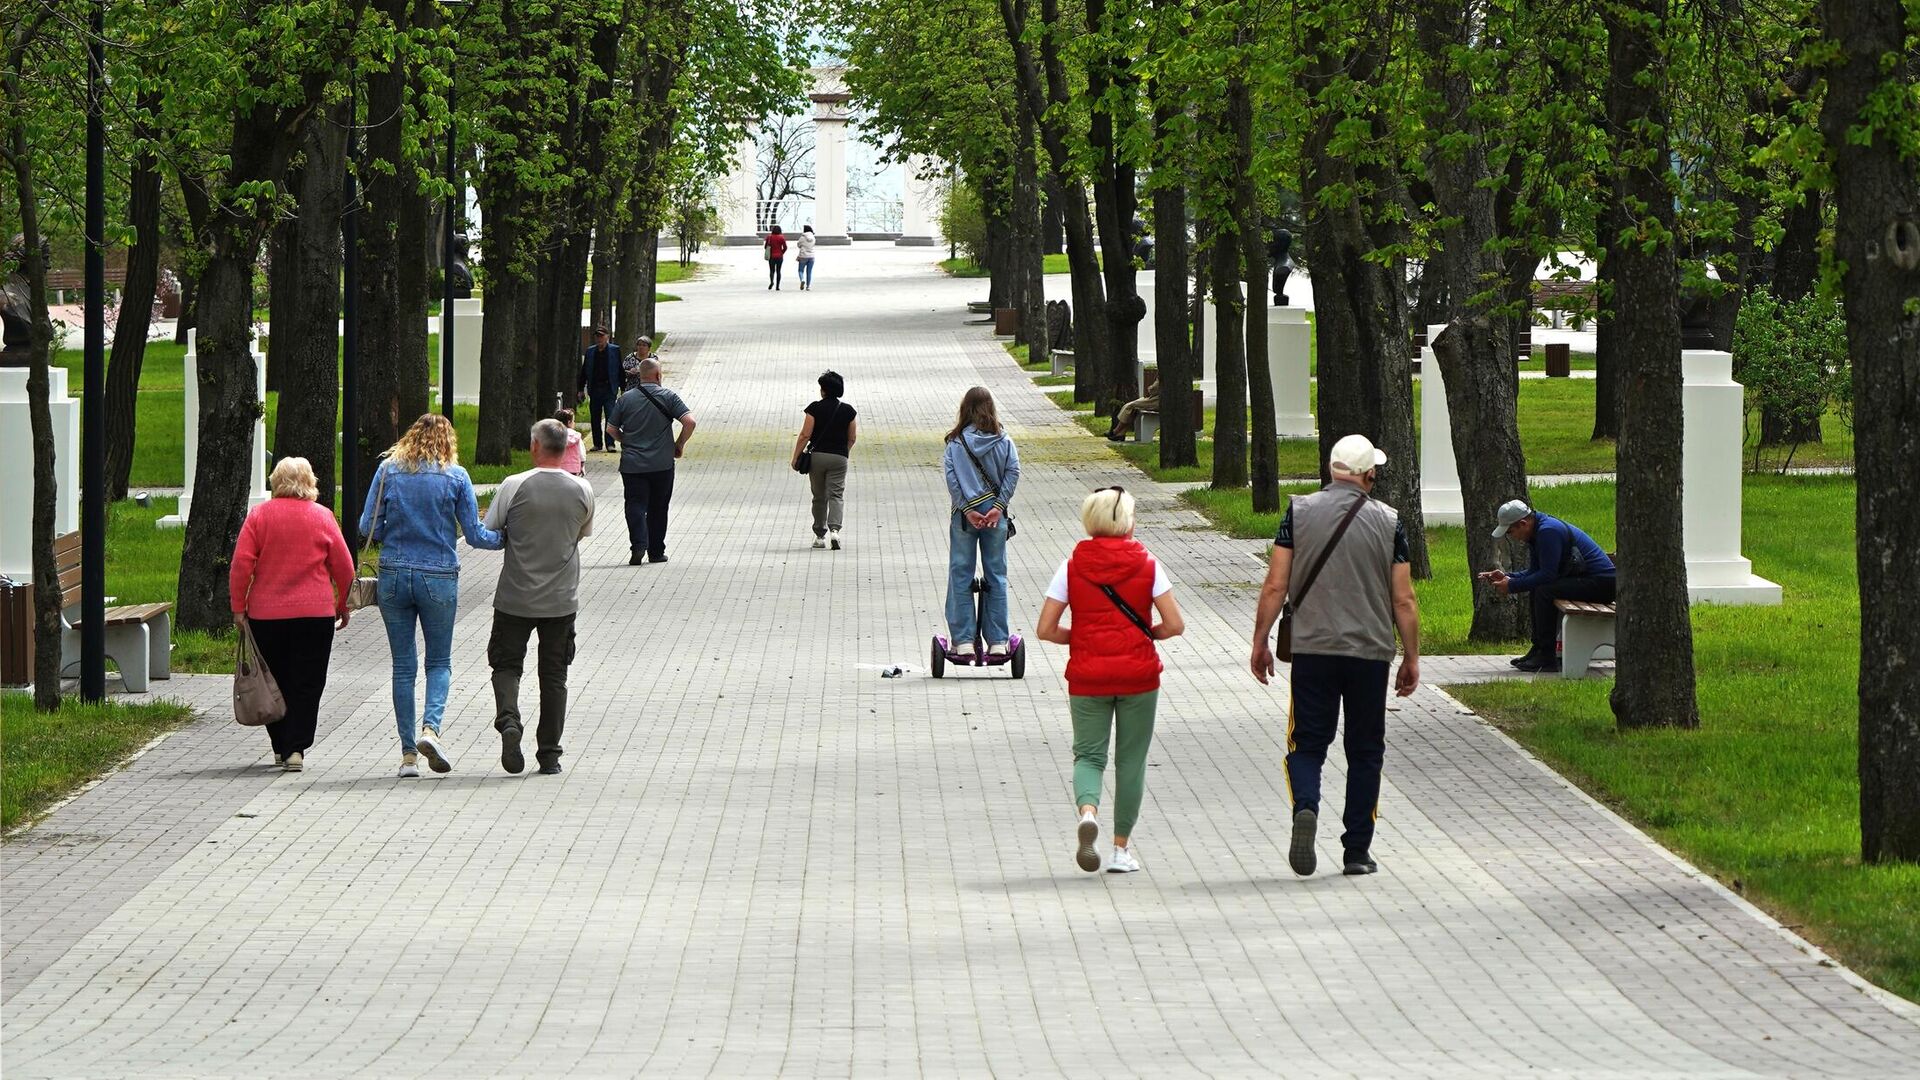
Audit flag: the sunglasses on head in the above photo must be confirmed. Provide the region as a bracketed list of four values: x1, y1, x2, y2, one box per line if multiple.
[1098, 485, 1126, 521]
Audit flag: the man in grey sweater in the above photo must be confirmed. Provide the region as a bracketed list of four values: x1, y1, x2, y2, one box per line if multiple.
[483, 419, 595, 775]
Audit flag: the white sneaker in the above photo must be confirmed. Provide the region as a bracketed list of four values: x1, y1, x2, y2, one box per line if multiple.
[987, 642, 1009, 657]
[1075, 812, 1101, 872]
[398, 753, 420, 779]
[1107, 845, 1142, 874]
[416, 731, 453, 773]
[283, 752, 303, 772]
[829, 529, 842, 550]
[812, 537, 827, 549]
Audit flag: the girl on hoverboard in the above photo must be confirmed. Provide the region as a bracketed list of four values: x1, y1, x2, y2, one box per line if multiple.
[939, 387, 1021, 668]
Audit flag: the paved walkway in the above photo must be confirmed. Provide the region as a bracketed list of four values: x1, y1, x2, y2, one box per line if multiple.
[5, 246, 1917, 1078]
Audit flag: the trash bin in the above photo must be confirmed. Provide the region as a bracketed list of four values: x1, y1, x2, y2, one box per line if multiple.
[1, 577, 33, 688]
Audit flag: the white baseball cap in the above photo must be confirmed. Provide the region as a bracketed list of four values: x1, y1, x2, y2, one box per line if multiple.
[1492, 499, 1533, 538]
[1328, 433, 1387, 476]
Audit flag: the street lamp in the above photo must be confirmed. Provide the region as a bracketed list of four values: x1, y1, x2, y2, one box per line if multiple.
[81, 0, 106, 700]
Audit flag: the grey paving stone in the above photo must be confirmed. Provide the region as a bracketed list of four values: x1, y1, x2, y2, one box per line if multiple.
[3, 245, 1917, 1078]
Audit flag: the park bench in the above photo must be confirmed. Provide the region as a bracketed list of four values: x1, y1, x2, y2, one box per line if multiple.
[1050, 348, 1075, 377]
[1554, 598, 1616, 680]
[52, 531, 173, 692]
[967, 300, 993, 315]
[1533, 279, 1594, 329]
[1133, 389, 1206, 444]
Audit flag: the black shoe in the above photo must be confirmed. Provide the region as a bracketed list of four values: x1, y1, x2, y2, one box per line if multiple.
[499, 724, 525, 774]
[649, 554, 668, 564]
[1343, 851, 1379, 875]
[1514, 655, 1548, 672]
[538, 761, 563, 776]
[1509, 652, 1539, 668]
[629, 553, 646, 566]
[1105, 430, 1126, 442]
[1289, 809, 1318, 876]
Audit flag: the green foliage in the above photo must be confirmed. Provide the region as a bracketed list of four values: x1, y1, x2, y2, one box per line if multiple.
[1732, 287, 1851, 470]
[941, 181, 988, 264]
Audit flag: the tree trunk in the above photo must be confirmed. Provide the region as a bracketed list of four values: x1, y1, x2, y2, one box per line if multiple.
[104, 93, 164, 501]
[984, 195, 1014, 310]
[613, 225, 646, 351]
[395, 30, 432, 427]
[357, 9, 411, 470]
[1085, 0, 1140, 416]
[590, 226, 614, 337]
[474, 189, 525, 465]
[1042, 198, 1063, 255]
[1231, 69, 1276, 512]
[1207, 228, 1248, 489]
[275, 108, 348, 508]
[1820, 0, 1920, 862]
[1298, 23, 1427, 577]
[265, 212, 298, 393]
[5, 77, 65, 709]
[1014, 111, 1048, 362]
[1604, 0, 1699, 730]
[172, 176, 211, 345]
[1001, 0, 1110, 409]
[1150, 75, 1195, 469]
[1417, 0, 1530, 640]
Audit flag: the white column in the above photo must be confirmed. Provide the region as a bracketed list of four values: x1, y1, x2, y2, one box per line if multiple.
[810, 113, 851, 245]
[896, 154, 939, 246]
[1200, 297, 1217, 382]
[157, 331, 198, 528]
[1682, 350, 1781, 604]
[1420, 324, 1465, 526]
[0, 367, 80, 576]
[1266, 306, 1316, 438]
[722, 130, 759, 244]
[1138, 273, 1156, 362]
[451, 298, 483, 405]
[157, 330, 266, 526]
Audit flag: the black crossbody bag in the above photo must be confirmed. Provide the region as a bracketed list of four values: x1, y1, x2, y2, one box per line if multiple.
[1097, 584, 1156, 641]
[959, 439, 1017, 539]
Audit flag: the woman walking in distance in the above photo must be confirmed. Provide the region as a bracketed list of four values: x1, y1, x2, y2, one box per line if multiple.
[942, 387, 1020, 657]
[230, 457, 355, 772]
[795, 224, 818, 289]
[358, 414, 504, 777]
[791, 369, 858, 548]
[1035, 487, 1185, 873]
[764, 224, 789, 290]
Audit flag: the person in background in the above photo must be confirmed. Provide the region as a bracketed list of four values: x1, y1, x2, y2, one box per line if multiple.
[1035, 486, 1185, 874]
[483, 419, 595, 776]
[790, 369, 857, 549]
[1250, 434, 1420, 879]
[623, 335, 651, 390]
[795, 224, 818, 290]
[576, 325, 622, 452]
[942, 387, 1020, 656]
[764, 225, 788, 290]
[230, 457, 355, 773]
[359, 415, 505, 778]
[605, 357, 696, 565]
[1479, 499, 1616, 673]
[554, 408, 586, 476]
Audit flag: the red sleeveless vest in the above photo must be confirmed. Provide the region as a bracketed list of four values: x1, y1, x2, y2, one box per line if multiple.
[1063, 537, 1162, 697]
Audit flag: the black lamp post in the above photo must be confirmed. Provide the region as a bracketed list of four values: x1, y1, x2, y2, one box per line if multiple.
[81, 0, 106, 701]
[341, 78, 362, 552]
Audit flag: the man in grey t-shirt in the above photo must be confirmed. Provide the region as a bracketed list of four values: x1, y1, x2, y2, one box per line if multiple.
[483, 419, 595, 775]
[605, 357, 695, 565]
[1250, 434, 1420, 878]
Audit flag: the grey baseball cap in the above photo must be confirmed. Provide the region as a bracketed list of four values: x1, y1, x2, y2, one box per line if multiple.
[1492, 499, 1533, 538]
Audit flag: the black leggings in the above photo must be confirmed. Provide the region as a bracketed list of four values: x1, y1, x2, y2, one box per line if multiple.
[768, 257, 785, 287]
[248, 616, 335, 757]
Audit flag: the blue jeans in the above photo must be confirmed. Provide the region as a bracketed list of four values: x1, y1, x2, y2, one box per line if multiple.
[378, 567, 460, 751]
[946, 512, 1009, 647]
[797, 257, 815, 286]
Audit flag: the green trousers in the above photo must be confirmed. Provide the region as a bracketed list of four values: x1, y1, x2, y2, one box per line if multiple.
[1070, 690, 1159, 837]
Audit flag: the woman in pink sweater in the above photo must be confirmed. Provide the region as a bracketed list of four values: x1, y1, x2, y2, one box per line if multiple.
[230, 457, 355, 771]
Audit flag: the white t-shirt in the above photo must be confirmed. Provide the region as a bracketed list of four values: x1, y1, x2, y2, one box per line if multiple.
[1046, 556, 1172, 603]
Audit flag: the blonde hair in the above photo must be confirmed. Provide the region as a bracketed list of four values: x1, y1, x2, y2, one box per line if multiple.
[269, 457, 319, 501]
[1081, 486, 1135, 537]
[385, 413, 459, 472]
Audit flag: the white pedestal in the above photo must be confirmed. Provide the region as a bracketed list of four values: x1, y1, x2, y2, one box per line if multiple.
[1200, 298, 1217, 382]
[451, 299, 483, 406]
[1682, 350, 1781, 605]
[896, 154, 940, 247]
[0, 367, 81, 578]
[722, 131, 760, 244]
[1266, 307, 1316, 438]
[158, 330, 268, 529]
[1138, 285, 1156, 362]
[1420, 324, 1465, 526]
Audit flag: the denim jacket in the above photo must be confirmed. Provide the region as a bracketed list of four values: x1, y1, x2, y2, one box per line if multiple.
[358, 460, 504, 572]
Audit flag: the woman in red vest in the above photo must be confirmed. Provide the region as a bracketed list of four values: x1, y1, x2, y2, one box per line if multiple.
[1035, 486, 1185, 873]
[763, 225, 788, 290]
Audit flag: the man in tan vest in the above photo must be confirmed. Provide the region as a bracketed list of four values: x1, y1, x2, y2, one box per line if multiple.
[1250, 434, 1421, 877]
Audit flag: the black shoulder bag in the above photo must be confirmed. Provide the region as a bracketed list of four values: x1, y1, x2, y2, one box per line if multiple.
[636, 384, 681, 425]
[1097, 584, 1156, 641]
[959, 439, 1017, 539]
[795, 401, 844, 475]
[1273, 491, 1368, 663]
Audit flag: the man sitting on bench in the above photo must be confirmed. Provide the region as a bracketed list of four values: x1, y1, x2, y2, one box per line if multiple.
[1105, 393, 1159, 442]
[1477, 499, 1616, 673]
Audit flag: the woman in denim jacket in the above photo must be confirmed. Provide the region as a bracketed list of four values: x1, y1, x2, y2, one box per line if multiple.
[359, 414, 504, 777]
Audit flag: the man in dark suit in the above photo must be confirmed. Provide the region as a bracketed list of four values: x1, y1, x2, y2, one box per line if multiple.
[577, 325, 623, 452]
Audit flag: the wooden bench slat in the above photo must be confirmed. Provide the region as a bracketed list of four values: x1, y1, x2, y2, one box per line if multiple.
[53, 531, 82, 558]
[1555, 600, 1616, 616]
[70, 602, 172, 629]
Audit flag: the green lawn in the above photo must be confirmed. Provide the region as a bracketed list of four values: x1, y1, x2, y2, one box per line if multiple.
[940, 252, 1082, 278]
[2, 692, 197, 829]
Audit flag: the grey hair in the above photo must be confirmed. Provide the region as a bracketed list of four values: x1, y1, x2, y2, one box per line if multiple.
[531, 418, 570, 457]
[638, 357, 662, 380]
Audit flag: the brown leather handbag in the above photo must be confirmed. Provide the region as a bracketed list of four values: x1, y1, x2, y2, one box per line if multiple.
[232, 620, 286, 727]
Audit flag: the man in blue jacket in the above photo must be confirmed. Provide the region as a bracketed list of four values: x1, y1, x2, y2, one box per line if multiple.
[577, 326, 623, 452]
[1479, 500, 1616, 673]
